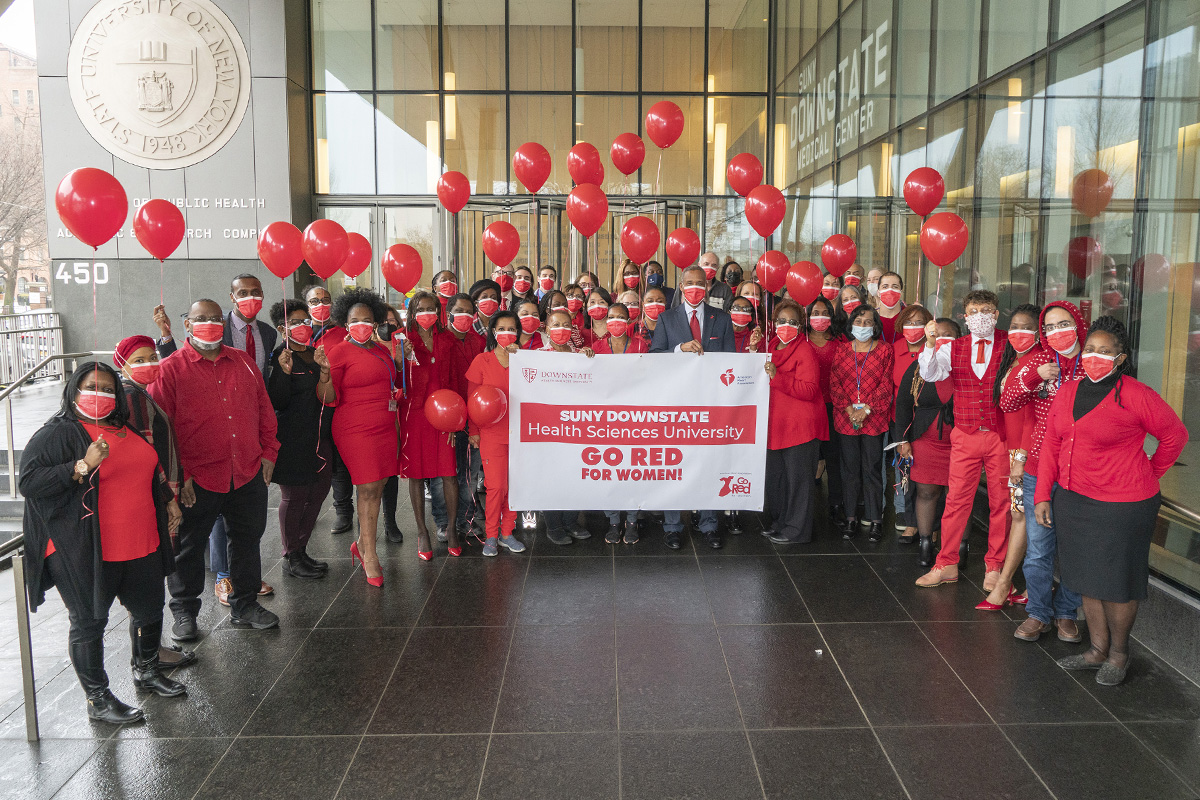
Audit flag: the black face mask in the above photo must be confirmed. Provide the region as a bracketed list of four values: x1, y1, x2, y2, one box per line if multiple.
[377, 322, 397, 341]
[725, 271, 743, 287]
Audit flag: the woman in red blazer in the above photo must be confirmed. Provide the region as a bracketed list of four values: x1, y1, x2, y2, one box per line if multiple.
[763, 300, 829, 544]
[1035, 317, 1188, 686]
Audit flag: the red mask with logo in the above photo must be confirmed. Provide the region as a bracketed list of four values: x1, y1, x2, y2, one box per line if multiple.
[644, 302, 665, 320]
[494, 331, 518, 348]
[566, 297, 584, 314]
[1046, 328, 1078, 354]
[476, 298, 500, 317]
[128, 363, 160, 385]
[309, 302, 331, 322]
[519, 315, 540, 333]
[902, 325, 926, 344]
[682, 286, 707, 306]
[606, 319, 629, 338]
[514, 278, 532, 294]
[235, 296, 263, 318]
[879, 289, 902, 309]
[451, 313, 474, 333]
[730, 310, 754, 328]
[1008, 330, 1037, 354]
[587, 305, 609, 321]
[415, 311, 438, 330]
[75, 390, 116, 420]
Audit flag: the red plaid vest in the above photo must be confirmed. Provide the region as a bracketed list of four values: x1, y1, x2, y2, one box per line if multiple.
[948, 330, 1008, 435]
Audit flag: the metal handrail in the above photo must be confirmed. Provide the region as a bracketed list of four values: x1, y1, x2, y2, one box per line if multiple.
[4, 352, 93, 500]
[0, 533, 37, 741]
[0, 532, 24, 558]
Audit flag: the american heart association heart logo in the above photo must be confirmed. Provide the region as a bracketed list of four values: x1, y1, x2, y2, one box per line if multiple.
[720, 369, 735, 386]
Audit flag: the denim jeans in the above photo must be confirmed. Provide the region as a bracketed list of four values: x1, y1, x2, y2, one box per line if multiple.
[1022, 472, 1081, 623]
[605, 510, 639, 527]
[208, 515, 229, 581]
[428, 431, 482, 531]
[429, 478, 448, 529]
[664, 509, 717, 534]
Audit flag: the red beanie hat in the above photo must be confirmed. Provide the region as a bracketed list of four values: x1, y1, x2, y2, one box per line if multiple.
[114, 335, 156, 368]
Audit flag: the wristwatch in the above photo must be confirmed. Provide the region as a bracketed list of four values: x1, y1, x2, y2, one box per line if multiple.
[74, 459, 90, 477]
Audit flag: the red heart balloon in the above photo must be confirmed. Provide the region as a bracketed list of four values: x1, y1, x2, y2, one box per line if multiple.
[919, 213, 969, 267]
[1065, 236, 1102, 281]
[482, 221, 521, 267]
[258, 222, 304, 279]
[665, 228, 701, 269]
[55, 168, 128, 248]
[513, 142, 552, 193]
[745, 184, 786, 238]
[132, 199, 185, 261]
[567, 184, 609, 238]
[821, 234, 857, 276]
[381, 243, 423, 294]
[620, 216, 660, 265]
[468, 385, 508, 426]
[726, 153, 763, 198]
[785, 260, 822, 306]
[756, 250, 790, 293]
[611, 133, 645, 176]
[645, 100, 685, 149]
[568, 142, 605, 186]
[903, 167, 945, 217]
[436, 171, 471, 214]
[341, 232, 372, 278]
[303, 219, 350, 280]
[424, 389, 467, 433]
[1071, 169, 1113, 218]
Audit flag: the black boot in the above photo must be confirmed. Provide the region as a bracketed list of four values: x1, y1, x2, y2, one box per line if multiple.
[330, 512, 353, 535]
[131, 621, 186, 697]
[829, 504, 847, 528]
[382, 477, 404, 543]
[919, 536, 935, 568]
[841, 517, 858, 540]
[71, 639, 144, 724]
[867, 521, 883, 542]
[284, 551, 326, 579]
[299, 548, 329, 571]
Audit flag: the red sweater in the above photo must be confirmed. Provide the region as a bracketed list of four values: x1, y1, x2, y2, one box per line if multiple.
[1035, 377, 1188, 504]
[442, 329, 486, 403]
[809, 335, 841, 404]
[829, 339, 894, 436]
[593, 334, 649, 354]
[767, 338, 828, 449]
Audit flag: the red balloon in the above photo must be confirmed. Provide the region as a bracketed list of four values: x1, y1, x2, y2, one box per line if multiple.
[611, 133, 645, 176]
[258, 222, 304, 279]
[756, 250, 790, 293]
[132, 199, 185, 261]
[821, 234, 858, 276]
[381, 243, 423, 294]
[468, 385, 507, 427]
[55, 168, 128, 248]
[1133, 253, 1171, 293]
[1065, 236, 1102, 281]
[482, 221, 521, 267]
[1072, 169, 1114, 218]
[341, 232, 372, 278]
[745, 184, 786, 238]
[424, 389, 467, 433]
[726, 153, 763, 198]
[513, 142, 552, 193]
[645, 100, 685, 149]
[919, 213, 968, 267]
[785, 260, 822, 306]
[303, 219, 350, 280]
[437, 171, 471, 214]
[903, 167, 945, 217]
[620, 217, 660, 265]
[566, 184, 609, 238]
[568, 142, 604, 186]
[665, 228, 701, 269]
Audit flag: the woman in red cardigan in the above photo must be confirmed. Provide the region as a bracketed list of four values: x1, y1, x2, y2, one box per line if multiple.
[1035, 316, 1188, 686]
[830, 304, 894, 541]
[763, 300, 829, 544]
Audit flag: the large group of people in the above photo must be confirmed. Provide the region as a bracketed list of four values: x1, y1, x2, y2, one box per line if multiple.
[19, 252, 1187, 725]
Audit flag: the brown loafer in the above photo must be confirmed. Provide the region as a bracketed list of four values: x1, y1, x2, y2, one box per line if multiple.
[214, 577, 232, 607]
[258, 581, 274, 597]
[915, 565, 959, 587]
[1055, 618, 1082, 643]
[1014, 617, 1052, 641]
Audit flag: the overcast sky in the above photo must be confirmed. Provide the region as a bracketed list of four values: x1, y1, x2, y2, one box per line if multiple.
[0, 0, 36, 58]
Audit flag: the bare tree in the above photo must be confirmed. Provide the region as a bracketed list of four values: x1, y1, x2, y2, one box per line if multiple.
[0, 113, 45, 313]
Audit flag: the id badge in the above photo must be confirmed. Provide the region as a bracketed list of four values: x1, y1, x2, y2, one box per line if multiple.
[388, 399, 398, 412]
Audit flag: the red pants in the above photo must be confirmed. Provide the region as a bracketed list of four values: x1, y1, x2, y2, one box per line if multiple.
[481, 441, 516, 539]
[935, 427, 1011, 571]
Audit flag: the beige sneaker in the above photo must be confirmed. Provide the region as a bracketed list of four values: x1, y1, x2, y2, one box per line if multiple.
[982, 570, 1001, 592]
[214, 577, 232, 607]
[915, 565, 959, 587]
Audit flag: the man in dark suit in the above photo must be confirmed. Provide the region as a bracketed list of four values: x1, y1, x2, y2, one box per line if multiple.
[670, 251, 734, 311]
[650, 265, 736, 550]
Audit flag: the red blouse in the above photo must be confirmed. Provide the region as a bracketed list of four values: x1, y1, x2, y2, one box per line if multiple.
[442, 329, 486, 403]
[82, 423, 161, 562]
[829, 339, 895, 437]
[733, 326, 766, 354]
[593, 334, 648, 354]
[465, 350, 510, 442]
[891, 339, 923, 417]
[809, 336, 841, 404]
[1035, 377, 1188, 505]
[767, 338, 828, 450]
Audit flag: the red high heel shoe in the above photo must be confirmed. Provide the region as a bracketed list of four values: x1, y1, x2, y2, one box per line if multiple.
[418, 549, 433, 562]
[448, 546, 462, 557]
[350, 541, 384, 587]
[975, 589, 1013, 611]
[1009, 589, 1028, 605]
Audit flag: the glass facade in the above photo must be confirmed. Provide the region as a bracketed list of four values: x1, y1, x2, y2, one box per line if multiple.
[310, 0, 1200, 594]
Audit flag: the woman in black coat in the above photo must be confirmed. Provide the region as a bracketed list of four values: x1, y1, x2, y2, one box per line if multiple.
[20, 362, 184, 725]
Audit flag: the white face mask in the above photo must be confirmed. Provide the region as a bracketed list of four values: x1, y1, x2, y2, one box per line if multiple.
[965, 312, 997, 340]
[866, 281, 880, 297]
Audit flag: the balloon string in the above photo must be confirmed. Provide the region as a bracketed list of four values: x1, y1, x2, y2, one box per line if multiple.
[656, 151, 663, 197]
[160, 259, 164, 307]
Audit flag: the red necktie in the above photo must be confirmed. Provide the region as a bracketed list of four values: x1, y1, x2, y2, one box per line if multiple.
[975, 339, 986, 364]
[245, 324, 256, 365]
[689, 310, 701, 343]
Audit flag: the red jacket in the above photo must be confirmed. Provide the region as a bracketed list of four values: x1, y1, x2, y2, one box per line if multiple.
[829, 339, 894, 436]
[767, 338, 828, 449]
[1035, 376, 1188, 504]
[442, 329, 486, 403]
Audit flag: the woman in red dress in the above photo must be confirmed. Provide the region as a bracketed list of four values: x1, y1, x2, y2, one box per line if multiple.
[318, 289, 406, 587]
[401, 291, 462, 561]
[807, 296, 845, 525]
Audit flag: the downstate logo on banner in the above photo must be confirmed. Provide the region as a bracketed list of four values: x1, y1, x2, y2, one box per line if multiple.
[508, 350, 770, 512]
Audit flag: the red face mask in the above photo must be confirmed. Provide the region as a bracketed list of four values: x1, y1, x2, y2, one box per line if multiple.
[820, 286, 839, 301]
[902, 325, 926, 344]
[606, 319, 629, 338]
[451, 312, 474, 333]
[644, 302, 666, 320]
[348, 322, 375, 343]
[842, 299, 861, 315]
[75, 390, 116, 420]
[235, 296, 263, 318]
[190, 321, 224, 345]
[809, 315, 831, 332]
[1082, 352, 1117, 382]
[566, 297, 584, 314]
[494, 331, 518, 348]
[775, 323, 799, 343]
[287, 323, 313, 345]
[587, 305, 608, 321]
[519, 314, 540, 333]
[702, 267, 717, 282]
[844, 274, 862, 287]
[539, 276, 555, 292]
[743, 295, 760, 308]
[623, 274, 640, 289]
[1102, 290, 1122, 309]
[682, 286, 707, 306]
[935, 336, 955, 352]
[625, 303, 641, 321]
[493, 273, 514, 293]
[514, 278, 532, 294]
[127, 363, 160, 385]
[548, 326, 572, 345]
[477, 298, 500, 317]
[580, 284, 594, 295]
[1008, 330, 1037, 354]
[879, 288, 902, 309]
[309, 302, 331, 322]
[437, 280, 457, 298]
[1046, 327, 1077, 354]
[415, 311, 438, 330]
[730, 310, 754, 327]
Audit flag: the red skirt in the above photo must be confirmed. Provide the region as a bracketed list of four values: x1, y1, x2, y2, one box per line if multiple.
[910, 422, 952, 486]
[399, 404, 457, 480]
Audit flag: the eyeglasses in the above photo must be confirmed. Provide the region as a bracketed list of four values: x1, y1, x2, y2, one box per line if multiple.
[190, 316, 223, 324]
[1043, 320, 1074, 333]
[307, 298, 331, 306]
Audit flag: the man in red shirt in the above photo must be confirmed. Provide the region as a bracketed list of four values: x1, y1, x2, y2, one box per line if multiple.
[150, 299, 281, 639]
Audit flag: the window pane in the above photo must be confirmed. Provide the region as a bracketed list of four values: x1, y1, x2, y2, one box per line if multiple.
[444, 95, 507, 195]
[376, 94, 440, 194]
[705, 198, 757, 267]
[443, 0, 505, 90]
[642, 95, 704, 195]
[709, 96, 767, 194]
[510, 0, 572, 91]
[836, 1, 864, 156]
[1056, 0, 1127, 40]
[576, 95, 640, 195]
[710, 0, 769, 93]
[375, 0, 438, 90]
[382, 206, 440, 304]
[312, 0, 372, 91]
[314, 93, 376, 194]
[1049, 10, 1145, 98]
[1149, 0, 1200, 99]
[894, 0, 931, 124]
[928, 99, 976, 201]
[776, 0, 803, 87]
[986, 0, 1047, 76]
[975, 68, 1037, 201]
[773, 94, 799, 191]
[932, 0, 980, 103]
[509, 94, 573, 195]
[642, 0, 704, 92]
[861, 0, 894, 145]
[319, 206, 374, 296]
[577, 0, 639, 92]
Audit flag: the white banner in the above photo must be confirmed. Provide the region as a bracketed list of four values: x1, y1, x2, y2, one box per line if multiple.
[508, 350, 770, 511]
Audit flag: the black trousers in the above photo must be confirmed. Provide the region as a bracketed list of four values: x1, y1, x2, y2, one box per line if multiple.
[169, 470, 268, 618]
[766, 440, 820, 542]
[840, 432, 885, 522]
[821, 404, 843, 507]
[330, 438, 354, 517]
